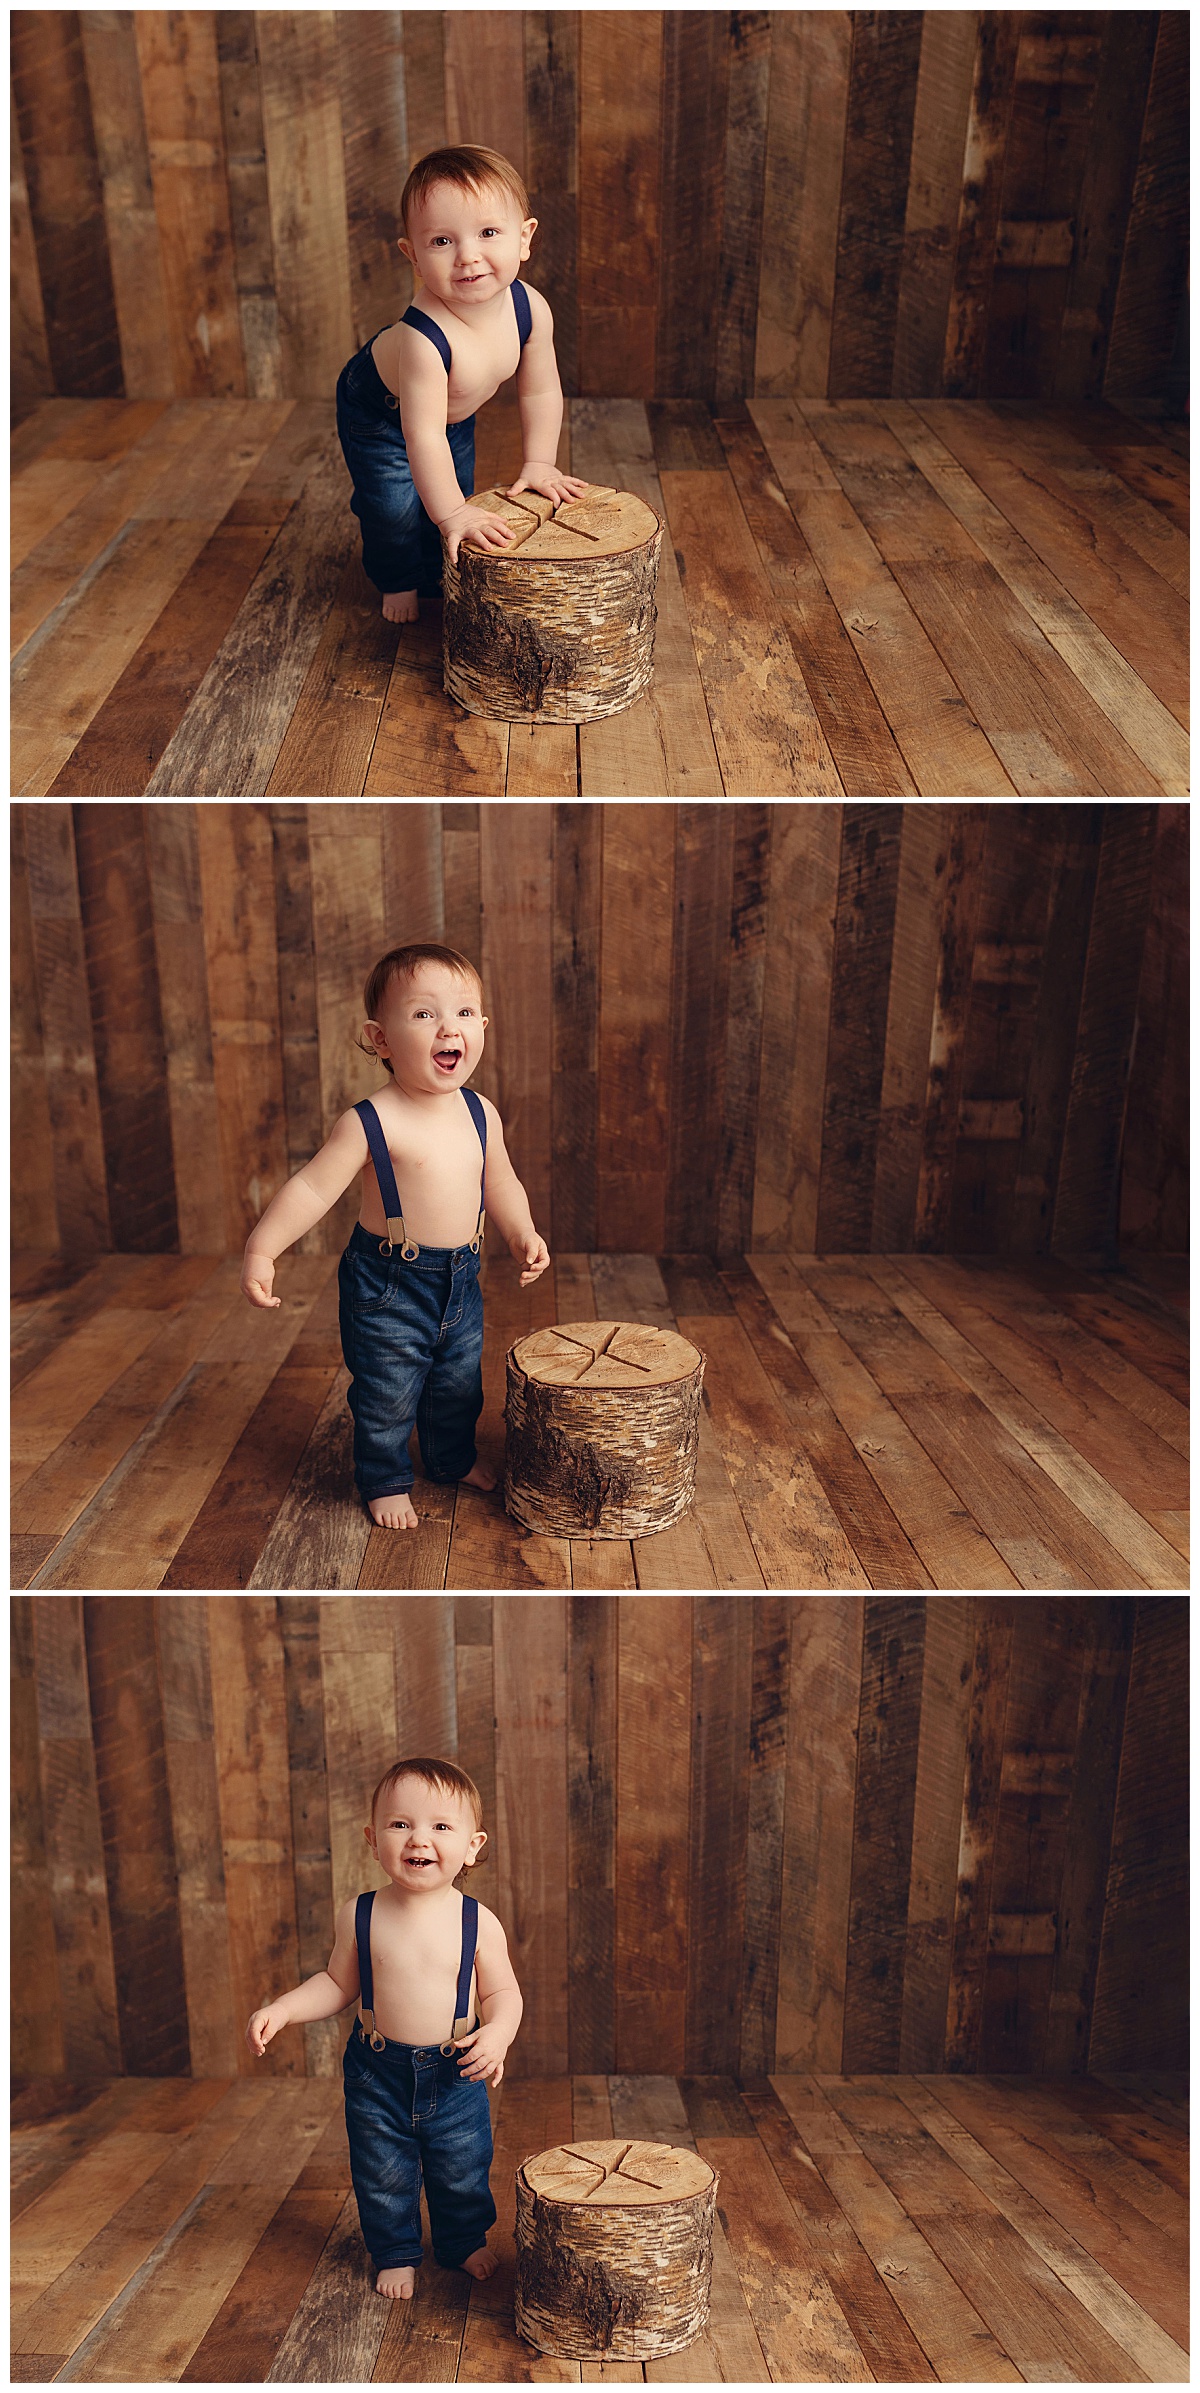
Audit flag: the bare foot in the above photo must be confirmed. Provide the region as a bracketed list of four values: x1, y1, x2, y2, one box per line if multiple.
[460, 2247, 497, 2279]
[369, 1490, 419, 1529]
[382, 589, 419, 623]
[460, 1461, 497, 1493]
[377, 2263, 417, 2298]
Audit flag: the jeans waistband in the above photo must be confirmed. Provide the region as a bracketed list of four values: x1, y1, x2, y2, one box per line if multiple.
[344, 1220, 481, 1272]
[348, 2021, 459, 2067]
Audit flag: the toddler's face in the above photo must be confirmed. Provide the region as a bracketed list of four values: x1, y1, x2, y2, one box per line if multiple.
[365, 963, 487, 1095]
[398, 178, 536, 310]
[367, 1773, 485, 1891]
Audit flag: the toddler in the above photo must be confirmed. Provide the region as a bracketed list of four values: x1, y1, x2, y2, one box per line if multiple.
[336, 142, 586, 621]
[247, 1758, 521, 2298]
[242, 942, 549, 1530]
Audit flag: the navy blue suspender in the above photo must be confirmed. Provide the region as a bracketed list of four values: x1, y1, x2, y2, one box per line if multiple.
[355, 1889, 479, 2054]
[354, 1088, 486, 1260]
[400, 280, 533, 375]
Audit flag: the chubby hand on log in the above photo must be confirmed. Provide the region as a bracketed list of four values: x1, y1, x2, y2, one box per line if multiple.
[506, 461, 589, 508]
[438, 497, 522, 566]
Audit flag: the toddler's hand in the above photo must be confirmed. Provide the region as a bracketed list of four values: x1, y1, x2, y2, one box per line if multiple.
[512, 1233, 550, 1287]
[242, 1251, 279, 1309]
[507, 464, 589, 508]
[453, 2025, 508, 2085]
[246, 2004, 286, 2056]
[439, 503, 516, 566]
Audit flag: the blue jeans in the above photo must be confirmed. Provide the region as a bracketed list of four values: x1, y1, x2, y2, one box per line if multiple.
[343, 2024, 496, 2270]
[338, 1223, 484, 1500]
[335, 335, 476, 595]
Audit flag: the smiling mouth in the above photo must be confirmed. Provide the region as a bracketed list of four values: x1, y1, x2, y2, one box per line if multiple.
[433, 1049, 461, 1072]
[404, 1857, 435, 1868]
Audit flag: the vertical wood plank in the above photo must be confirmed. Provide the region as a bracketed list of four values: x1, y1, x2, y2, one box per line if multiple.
[83, 1596, 189, 2073]
[134, 8, 245, 396]
[686, 1598, 753, 2071]
[280, 1597, 339, 2076]
[392, 1599, 458, 1754]
[216, 12, 285, 398]
[984, 20, 1105, 400]
[306, 805, 388, 1254]
[755, 12, 850, 394]
[1052, 805, 1158, 1265]
[949, 802, 1054, 1255]
[828, 11, 923, 397]
[444, 9, 526, 171]
[454, 1599, 496, 1903]
[10, 806, 60, 1251]
[319, 1597, 397, 1921]
[578, 10, 662, 395]
[1090, 1597, 1188, 2070]
[1054, 12, 1158, 401]
[440, 804, 483, 990]
[24, 803, 112, 1250]
[73, 805, 179, 1253]
[615, 1597, 691, 2071]
[78, 8, 174, 398]
[751, 803, 840, 1252]
[144, 803, 224, 1255]
[598, 803, 675, 1251]
[337, 12, 409, 350]
[714, 9, 771, 403]
[1103, 11, 1188, 403]
[524, 12, 580, 396]
[941, 14, 1020, 395]
[567, 1594, 616, 2074]
[1120, 805, 1188, 1253]
[207, 1595, 305, 2074]
[550, 800, 601, 1254]
[870, 803, 948, 1251]
[195, 803, 289, 1252]
[656, 12, 730, 399]
[665, 805, 735, 1252]
[892, 10, 979, 397]
[400, 9, 447, 161]
[898, 1597, 973, 2070]
[842, 1597, 925, 2071]
[1007, 806, 1102, 1257]
[739, 1596, 791, 2076]
[32, 1595, 123, 2074]
[817, 803, 903, 1250]
[269, 804, 325, 1250]
[913, 803, 988, 1250]
[381, 801, 445, 944]
[479, 805, 554, 1234]
[155, 1594, 240, 2077]
[776, 1597, 862, 2069]
[1044, 1597, 1134, 2073]
[11, 9, 123, 397]
[494, 1597, 569, 2076]
[256, 8, 355, 397]
[717, 805, 770, 1257]
[12, 1597, 65, 2074]
[980, 1597, 1087, 2073]
[11, 84, 53, 413]
[944, 1597, 1014, 2071]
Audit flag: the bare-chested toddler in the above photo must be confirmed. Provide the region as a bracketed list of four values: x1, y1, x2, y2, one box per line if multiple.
[247, 1757, 522, 2298]
[241, 943, 550, 1530]
[335, 142, 586, 622]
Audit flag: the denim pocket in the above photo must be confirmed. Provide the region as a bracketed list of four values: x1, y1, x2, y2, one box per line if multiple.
[347, 1249, 400, 1313]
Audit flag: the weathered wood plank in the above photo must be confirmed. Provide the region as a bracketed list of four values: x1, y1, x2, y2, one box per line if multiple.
[567, 1594, 616, 2074]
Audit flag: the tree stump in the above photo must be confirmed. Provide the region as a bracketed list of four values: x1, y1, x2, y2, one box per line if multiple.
[503, 1321, 704, 1539]
[515, 2139, 718, 2359]
[442, 483, 661, 721]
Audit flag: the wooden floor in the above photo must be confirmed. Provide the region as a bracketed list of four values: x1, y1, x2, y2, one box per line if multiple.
[11, 1247, 1187, 1593]
[11, 2068, 1188, 2383]
[11, 391, 1188, 798]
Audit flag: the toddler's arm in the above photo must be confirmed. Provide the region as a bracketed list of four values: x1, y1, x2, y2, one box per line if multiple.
[479, 1096, 550, 1285]
[398, 332, 519, 566]
[507, 286, 586, 510]
[241, 1109, 367, 1308]
[453, 1907, 523, 2085]
[246, 1899, 360, 2055]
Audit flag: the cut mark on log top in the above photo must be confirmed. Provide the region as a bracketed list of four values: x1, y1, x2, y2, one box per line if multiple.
[512, 1320, 702, 1388]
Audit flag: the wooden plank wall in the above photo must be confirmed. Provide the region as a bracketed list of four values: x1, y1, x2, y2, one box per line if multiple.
[12, 1594, 1187, 2081]
[11, 802, 1184, 1266]
[11, 12, 1186, 414]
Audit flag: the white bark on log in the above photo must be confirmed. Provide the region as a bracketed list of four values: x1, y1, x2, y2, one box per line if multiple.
[515, 2139, 718, 2359]
[442, 484, 661, 721]
[503, 1321, 704, 1538]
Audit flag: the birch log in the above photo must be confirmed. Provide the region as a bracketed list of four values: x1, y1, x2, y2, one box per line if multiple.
[442, 484, 661, 721]
[515, 2138, 718, 2359]
[503, 1321, 704, 1538]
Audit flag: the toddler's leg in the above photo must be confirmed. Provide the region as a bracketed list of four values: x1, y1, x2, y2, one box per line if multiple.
[343, 2043, 424, 2294]
[414, 1269, 490, 1489]
[421, 2071, 497, 2274]
[339, 1254, 431, 1530]
[336, 386, 428, 621]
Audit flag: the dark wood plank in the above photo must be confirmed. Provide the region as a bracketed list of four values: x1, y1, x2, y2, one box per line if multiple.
[71, 807, 177, 1249]
[913, 804, 989, 1247]
[1053, 804, 1159, 1263]
[524, 12, 579, 397]
[871, 805, 947, 1248]
[1120, 801, 1188, 1254]
[828, 11, 922, 397]
[194, 803, 289, 1252]
[1007, 807, 1103, 1251]
[566, 1593, 616, 2073]
[1102, 12, 1189, 405]
[943, 17, 1022, 394]
[949, 804, 1061, 1255]
[816, 803, 903, 1247]
[11, 805, 59, 1249]
[206, 1596, 305, 2076]
[717, 804, 769, 1252]
[738, 1598, 790, 2074]
[597, 803, 675, 1249]
[656, 17, 730, 398]
[76, 11, 172, 400]
[775, 1601, 862, 2067]
[1055, 16, 1160, 400]
[899, 1600, 974, 2070]
[12, 1597, 64, 2074]
[11, 11, 123, 398]
[615, 1597, 691, 2070]
[981, 1599, 1088, 2071]
[269, 802, 325, 1215]
[685, 1601, 753, 2069]
[985, 23, 1105, 401]
[1090, 1597, 1188, 2071]
[493, 1598, 570, 2073]
[664, 805, 734, 1250]
[133, 11, 245, 397]
[24, 802, 112, 1250]
[550, 801, 601, 1252]
[893, 13, 978, 397]
[578, 10, 662, 395]
[278, 1598, 338, 2079]
[215, 13, 284, 398]
[714, 9, 770, 403]
[842, 1598, 926, 2070]
[335, 13, 408, 353]
[82, 1597, 189, 2074]
[155, 1596, 240, 2075]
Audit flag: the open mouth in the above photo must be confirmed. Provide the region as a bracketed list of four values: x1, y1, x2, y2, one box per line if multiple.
[404, 1857, 435, 1869]
[433, 1049, 461, 1073]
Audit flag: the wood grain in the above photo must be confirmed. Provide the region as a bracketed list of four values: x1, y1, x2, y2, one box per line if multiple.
[615, 1598, 691, 2071]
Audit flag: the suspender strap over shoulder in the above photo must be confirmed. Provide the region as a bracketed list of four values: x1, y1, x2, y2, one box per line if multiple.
[355, 1888, 480, 2055]
[440, 1894, 479, 2055]
[355, 1093, 487, 1261]
[355, 1890, 386, 2049]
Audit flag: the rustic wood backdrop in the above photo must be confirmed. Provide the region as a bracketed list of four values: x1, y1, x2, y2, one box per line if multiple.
[12, 11, 1188, 415]
[12, 1594, 1187, 2082]
[11, 801, 1187, 1266]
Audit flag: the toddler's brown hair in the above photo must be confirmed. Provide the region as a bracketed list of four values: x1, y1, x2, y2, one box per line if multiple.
[358, 943, 483, 1075]
[400, 144, 531, 236]
[370, 1755, 484, 1831]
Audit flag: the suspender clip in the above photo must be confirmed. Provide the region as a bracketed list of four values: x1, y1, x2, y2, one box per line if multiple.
[359, 2006, 386, 2052]
[468, 1208, 486, 1256]
[440, 2011, 473, 2057]
[379, 1215, 419, 1260]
